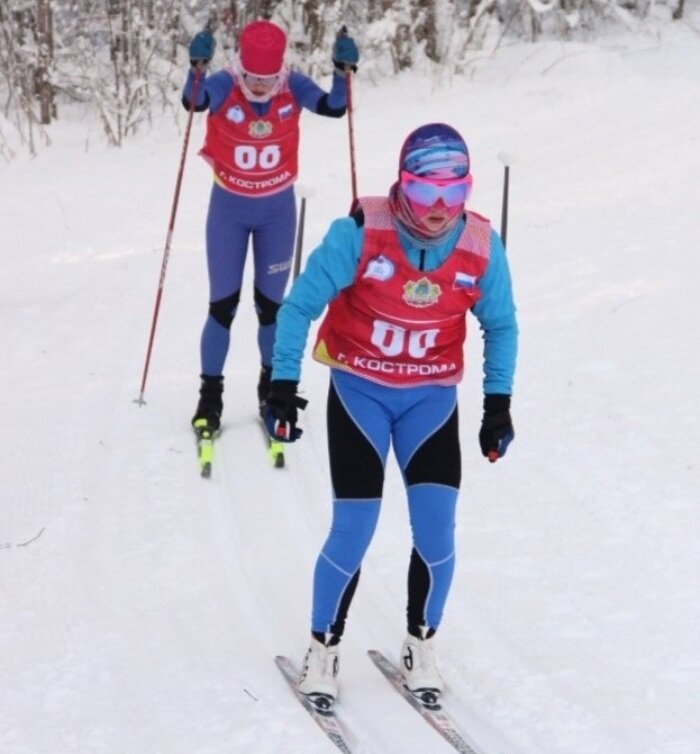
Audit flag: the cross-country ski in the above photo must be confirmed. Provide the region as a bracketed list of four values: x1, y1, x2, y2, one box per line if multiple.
[368, 650, 482, 754]
[275, 655, 356, 754]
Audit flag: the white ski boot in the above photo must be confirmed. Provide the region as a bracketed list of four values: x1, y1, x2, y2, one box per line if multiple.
[400, 628, 444, 702]
[298, 634, 340, 709]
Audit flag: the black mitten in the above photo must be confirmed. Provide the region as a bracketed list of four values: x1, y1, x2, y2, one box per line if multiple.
[264, 380, 308, 442]
[479, 394, 514, 462]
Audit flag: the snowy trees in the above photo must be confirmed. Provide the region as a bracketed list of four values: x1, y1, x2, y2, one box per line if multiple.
[0, 0, 685, 158]
[0, 0, 53, 157]
[0, 0, 184, 155]
[80, 0, 183, 145]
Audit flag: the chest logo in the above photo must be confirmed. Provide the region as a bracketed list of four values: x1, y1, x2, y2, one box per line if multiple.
[403, 277, 441, 308]
[363, 255, 395, 282]
[225, 105, 245, 124]
[248, 119, 273, 138]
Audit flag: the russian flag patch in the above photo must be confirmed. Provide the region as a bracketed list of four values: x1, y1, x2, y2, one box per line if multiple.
[454, 271, 477, 289]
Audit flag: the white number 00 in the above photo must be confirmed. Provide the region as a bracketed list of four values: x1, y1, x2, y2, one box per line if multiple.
[371, 321, 439, 358]
[233, 144, 281, 171]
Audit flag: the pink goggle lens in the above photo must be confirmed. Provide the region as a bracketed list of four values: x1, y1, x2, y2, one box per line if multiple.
[400, 170, 472, 207]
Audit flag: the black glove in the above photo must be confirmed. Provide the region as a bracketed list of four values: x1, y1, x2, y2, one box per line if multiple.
[263, 380, 308, 443]
[479, 394, 514, 463]
[332, 26, 359, 73]
[189, 30, 216, 68]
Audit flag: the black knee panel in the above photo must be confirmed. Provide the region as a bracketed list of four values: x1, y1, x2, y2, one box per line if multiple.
[405, 407, 461, 488]
[254, 287, 280, 327]
[209, 292, 240, 329]
[327, 382, 385, 499]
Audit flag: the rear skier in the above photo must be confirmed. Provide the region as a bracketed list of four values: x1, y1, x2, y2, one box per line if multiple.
[264, 123, 519, 706]
[182, 20, 359, 433]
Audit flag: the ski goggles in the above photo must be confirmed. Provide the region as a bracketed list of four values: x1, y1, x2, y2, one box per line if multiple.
[243, 72, 279, 87]
[400, 170, 472, 207]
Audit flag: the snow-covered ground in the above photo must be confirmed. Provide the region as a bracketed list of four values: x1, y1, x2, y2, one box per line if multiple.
[2, 15, 700, 754]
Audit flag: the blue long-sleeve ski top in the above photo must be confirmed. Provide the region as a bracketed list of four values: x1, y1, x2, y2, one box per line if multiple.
[182, 67, 348, 117]
[272, 212, 518, 395]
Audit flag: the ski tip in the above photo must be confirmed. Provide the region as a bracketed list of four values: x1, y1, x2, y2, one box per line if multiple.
[269, 442, 285, 468]
[295, 183, 315, 199]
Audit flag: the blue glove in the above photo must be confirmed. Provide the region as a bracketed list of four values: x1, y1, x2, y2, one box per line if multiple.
[189, 30, 216, 67]
[333, 27, 359, 72]
[479, 395, 514, 463]
[263, 380, 308, 443]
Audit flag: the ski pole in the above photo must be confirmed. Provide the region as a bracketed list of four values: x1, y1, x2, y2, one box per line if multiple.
[293, 194, 307, 281]
[290, 186, 313, 283]
[345, 69, 359, 211]
[500, 163, 510, 247]
[497, 152, 515, 248]
[135, 69, 202, 406]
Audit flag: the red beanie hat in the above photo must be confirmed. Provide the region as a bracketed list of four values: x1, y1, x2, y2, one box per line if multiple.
[239, 20, 286, 76]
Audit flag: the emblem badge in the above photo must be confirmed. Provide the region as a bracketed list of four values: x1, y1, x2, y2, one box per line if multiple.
[363, 255, 395, 282]
[403, 277, 441, 308]
[248, 119, 273, 138]
[225, 105, 245, 124]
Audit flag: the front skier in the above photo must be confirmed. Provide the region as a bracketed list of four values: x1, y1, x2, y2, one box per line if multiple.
[265, 123, 518, 706]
